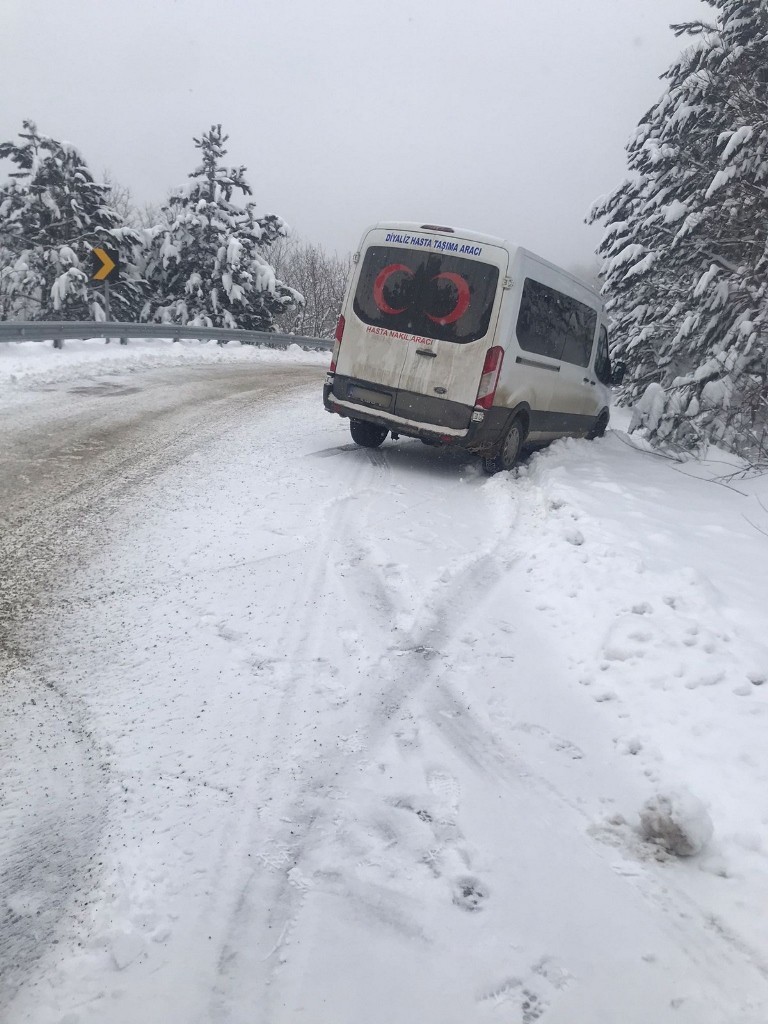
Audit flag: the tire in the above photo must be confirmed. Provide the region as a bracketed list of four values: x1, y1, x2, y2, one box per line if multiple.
[350, 419, 388, 448]
[482, 417, 524, 474]
[587, 412, 609, 440]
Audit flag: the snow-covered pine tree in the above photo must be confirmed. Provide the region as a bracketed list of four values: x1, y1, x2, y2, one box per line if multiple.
[0, 234, 15, 321]
[590, 1, 768, 456]
[142, 125, 300, 331]
[0, 121, 144, 321]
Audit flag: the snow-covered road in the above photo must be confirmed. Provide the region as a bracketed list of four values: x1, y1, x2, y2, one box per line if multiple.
[0, 353, 324, 1010]
[2, 344, 768, 1023]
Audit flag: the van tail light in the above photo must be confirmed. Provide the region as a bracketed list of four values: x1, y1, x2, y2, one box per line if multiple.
[334, 315, 345, 343]
[330, 315, 345, 373]
[475, 346, 504, 409]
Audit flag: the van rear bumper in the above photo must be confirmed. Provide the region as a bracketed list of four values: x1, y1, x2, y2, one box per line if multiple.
[323, 374, 508, 453]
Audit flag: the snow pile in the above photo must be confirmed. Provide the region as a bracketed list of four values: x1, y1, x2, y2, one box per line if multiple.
[628, 381, 667, 433]
[639, 789, 714, 857]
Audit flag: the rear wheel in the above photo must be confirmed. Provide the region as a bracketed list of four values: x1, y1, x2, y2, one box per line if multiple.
[587, 411, 609, 440]
[350, 419, 388, 448]
[482, 417, 524, 474]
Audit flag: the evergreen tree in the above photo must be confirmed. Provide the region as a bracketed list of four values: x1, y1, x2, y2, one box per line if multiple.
[142, 125, 300, 331]
[0, 121, 144, 321]
[590, 1, 768, 455]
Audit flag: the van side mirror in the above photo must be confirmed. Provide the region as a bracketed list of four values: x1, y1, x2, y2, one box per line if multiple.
[610, 362, 626, 387]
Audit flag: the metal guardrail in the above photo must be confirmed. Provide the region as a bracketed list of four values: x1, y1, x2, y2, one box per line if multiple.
[0, 321, 333, 350]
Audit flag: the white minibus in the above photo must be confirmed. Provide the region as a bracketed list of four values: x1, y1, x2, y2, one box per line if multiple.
[323, 222, 623, 472]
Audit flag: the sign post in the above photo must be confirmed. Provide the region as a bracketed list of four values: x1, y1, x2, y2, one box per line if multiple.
[90, 246, 121, 343]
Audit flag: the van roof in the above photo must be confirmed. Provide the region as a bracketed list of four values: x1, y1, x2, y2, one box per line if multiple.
[367, 222, 602, 303]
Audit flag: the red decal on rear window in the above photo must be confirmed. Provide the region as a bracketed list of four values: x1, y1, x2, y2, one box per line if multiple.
[426, 272, 471, 326]
[373, 264, 413, 315]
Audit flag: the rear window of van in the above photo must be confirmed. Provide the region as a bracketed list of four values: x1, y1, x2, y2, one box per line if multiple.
[353, 246, 499, 344]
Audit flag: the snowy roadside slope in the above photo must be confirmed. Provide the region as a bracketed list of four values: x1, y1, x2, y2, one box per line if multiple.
[0, 337, 328, 389]
[4, 384, 768, 1024]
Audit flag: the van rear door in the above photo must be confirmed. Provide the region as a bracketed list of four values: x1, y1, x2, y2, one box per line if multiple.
[342, 233, 506, 428]
[392, 244, 506, 420]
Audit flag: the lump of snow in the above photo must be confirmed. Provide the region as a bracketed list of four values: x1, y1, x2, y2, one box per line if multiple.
[57, 245, 79, 267]
[673, 314, 696, 344]
[692, 355, 722, 383]
[623, 252, 657, 279]
[629, 382, 666, 433]
[705, 166, 737, 198]
[185, 272, 202, 295]
[684, 395, 700, 417]
[50, 267, 86, 310]
[663, 200, 688, 224]
[719, 125, 753, 161]
[160, 234, 180, 266]
[226, 237, 244, 265]
[694, 264, 719, 298]
[639, 790, 713, 857]
[564, 528, 584, 546]
[701, 378, 731, 411]
[608, 243, 646, 271]
[676, 210, 705, 240]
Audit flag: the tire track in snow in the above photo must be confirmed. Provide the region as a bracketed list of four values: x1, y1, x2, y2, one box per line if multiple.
[0, 672, 108, 1006]
[206, 448, 397, 1022]
[245, 447, 768, 1020]
[205, 454, 531, 1018]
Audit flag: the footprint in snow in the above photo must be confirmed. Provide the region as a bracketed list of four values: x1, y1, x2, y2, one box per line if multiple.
[479, 980, 547, 1020]
[426, 769, 461, 817]
[214, 620, 243, 644]
[479, 956, 569, 1018]
[452, 874, 488, 912]
[511, 723, 584, 761]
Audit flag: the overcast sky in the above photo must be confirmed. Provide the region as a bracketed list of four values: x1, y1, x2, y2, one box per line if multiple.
[1, 0, 706, 271]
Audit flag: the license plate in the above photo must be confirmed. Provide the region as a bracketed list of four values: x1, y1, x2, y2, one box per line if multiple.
[348, 385, 392, 409]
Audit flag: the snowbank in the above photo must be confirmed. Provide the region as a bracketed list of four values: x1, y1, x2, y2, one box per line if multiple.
[0, 336, 329, 388]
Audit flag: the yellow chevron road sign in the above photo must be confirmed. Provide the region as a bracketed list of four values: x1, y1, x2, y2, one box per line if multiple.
[91, 246, 119, 282]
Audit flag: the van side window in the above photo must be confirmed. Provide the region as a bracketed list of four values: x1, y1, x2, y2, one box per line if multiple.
[516, 279, 597, 368]
[594, 325, 611, 385]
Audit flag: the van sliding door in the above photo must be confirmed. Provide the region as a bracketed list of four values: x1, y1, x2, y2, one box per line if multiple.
[515, 277, 599, 437]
